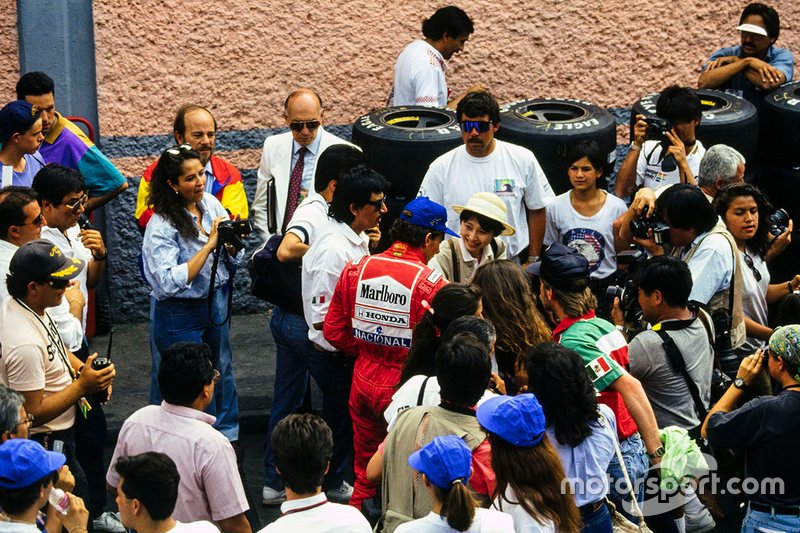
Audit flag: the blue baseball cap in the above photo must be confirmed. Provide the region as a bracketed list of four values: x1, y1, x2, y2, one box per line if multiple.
[400, 197, 459, 237]
[408, 435, 472, 490]
[476, 394, 547, 447]
[0, 439, 66, 489]
[526, 243, 590, 293]
[0, 100, 39, 143]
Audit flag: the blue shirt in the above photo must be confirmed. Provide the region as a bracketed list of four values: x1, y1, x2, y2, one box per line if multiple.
[142, 193, 240, 301]
[1, 152, 46, 188]
[704, 44, 794, 104]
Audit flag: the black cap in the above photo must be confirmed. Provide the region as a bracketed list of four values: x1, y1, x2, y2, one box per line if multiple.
[526, 243, 589, 292]
[9, 239, 85, 284]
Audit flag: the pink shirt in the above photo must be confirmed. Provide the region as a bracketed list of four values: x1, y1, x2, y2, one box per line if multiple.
[106, 402, 248, 522]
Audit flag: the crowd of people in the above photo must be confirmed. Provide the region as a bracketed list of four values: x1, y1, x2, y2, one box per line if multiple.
[1, 2, 800, 533]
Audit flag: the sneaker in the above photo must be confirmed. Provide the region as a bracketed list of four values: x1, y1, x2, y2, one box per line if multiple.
[685, 506, 715, 533]
[262, 485, 286, 505]
[93, 511, 126, 533]
[325, 480, 354, 503]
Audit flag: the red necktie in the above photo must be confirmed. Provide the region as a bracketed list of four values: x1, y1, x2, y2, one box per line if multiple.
[283, 146, 307, 232]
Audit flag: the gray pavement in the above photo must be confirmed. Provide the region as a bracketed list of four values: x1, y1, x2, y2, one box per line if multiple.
[90, 310, 314, 530]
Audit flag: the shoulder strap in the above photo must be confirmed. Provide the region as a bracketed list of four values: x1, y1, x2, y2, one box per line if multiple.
[417, 376, 432, 406]
[449, 239, 460, 282]
[490, 237, 499, 257]
[655, 329, 708, 420]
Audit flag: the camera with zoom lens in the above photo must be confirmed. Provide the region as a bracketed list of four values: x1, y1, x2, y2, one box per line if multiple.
[645, 117, 671, 140]
[629, 206, 671, 245]
[767, 208, 790, 238]
[605, 249, 647, 336]
[711, 309, 740, 379]
[218, 219, 253, 250]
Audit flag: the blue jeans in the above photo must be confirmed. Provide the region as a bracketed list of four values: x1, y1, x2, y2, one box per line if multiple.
[607, 432, 649, 521]
[150, 286, 240, 441]
[742, 506, 800, 533]
[263, 306, 353, 491]
[581, 501, 613, 533]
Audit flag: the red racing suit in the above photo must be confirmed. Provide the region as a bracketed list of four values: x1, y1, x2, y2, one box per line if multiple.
[324, 241, 447, 509]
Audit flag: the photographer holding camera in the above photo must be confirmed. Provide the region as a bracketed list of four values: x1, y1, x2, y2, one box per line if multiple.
[142, 144, 245, 442]
[615, 85, 705, 199]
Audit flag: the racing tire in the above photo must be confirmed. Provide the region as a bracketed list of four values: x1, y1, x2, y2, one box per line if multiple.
[760, 82, 800, 167]
[495, 98, 617, 195]
[630, 89, 758, 164]
[352, 106, 463, 251]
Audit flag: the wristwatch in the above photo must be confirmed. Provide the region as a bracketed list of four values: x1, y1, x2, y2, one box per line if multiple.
[647, 446, 665, 460]
[734, 377, 748, 390]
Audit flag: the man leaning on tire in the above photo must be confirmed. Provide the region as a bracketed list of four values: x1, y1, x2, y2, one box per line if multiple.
[418, 91, 555, 264]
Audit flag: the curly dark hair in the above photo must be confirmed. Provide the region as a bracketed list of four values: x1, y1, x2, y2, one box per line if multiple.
[148, 145, 203, 238]
[525, 342, 600, 447]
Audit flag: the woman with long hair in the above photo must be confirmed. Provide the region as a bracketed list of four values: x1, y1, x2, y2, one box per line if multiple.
[477, 394, 582, 533]
[141, 144, 242, 440]
[395, 435, 515, 533]
[713, 183, 800, 356]
[526, 342, 616, 532]
[471, 260, 551, 394]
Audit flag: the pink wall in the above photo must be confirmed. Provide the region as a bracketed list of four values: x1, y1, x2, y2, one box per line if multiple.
[0, 0, 18, 101]
[91, 0, 800, 138]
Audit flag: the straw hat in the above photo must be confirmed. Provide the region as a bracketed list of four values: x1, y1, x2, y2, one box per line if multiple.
[452, 192, 516, 236]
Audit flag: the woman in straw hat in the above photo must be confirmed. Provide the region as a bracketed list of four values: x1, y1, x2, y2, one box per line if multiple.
[429, 192, 516, 283]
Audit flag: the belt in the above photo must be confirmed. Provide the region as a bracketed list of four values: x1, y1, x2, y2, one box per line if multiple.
[579, 500, 605, 514]
[750, 501, 800, 516]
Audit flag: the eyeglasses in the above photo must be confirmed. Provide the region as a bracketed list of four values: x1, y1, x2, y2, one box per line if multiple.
[459, 120, 492, 133]
[166, 144, 193, 156]
[288, 120, 321, 132]
[19, 212, 44, 227]
[63, 193, 88, 212]
[365, 197, 386, 210]
[743, 252, 762, 282]
[17, 412, 34, 428]
[212, 369, 221, 383]
[47, 280, 70, 290]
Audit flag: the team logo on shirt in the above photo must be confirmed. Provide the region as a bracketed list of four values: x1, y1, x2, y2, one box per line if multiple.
[493, 179, 515, 197]
[563, 229, 605, 273]
[585, 355, 613, 382]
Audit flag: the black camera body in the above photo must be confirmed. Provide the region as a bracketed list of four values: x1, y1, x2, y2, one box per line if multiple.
[605, 249, 647, 335]
[645, 117, 671, 140]
[218, 219, 253, 250]
[629, 206, 671, 245]
[767, 208, 790, 237]
[711, 309, 740, 378]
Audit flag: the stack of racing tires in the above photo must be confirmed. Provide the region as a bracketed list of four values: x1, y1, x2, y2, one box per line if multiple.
[759, 81, 800, 284]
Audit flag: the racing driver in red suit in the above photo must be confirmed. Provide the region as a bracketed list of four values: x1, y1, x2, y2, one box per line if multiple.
[324, 196, 454, 510]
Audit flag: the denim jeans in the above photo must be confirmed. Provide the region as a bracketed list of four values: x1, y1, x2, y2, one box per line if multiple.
[150, 286, 240, 441]
[263, 306, 353, 491]
[607, 432, 649, 520]
[581, 501, 613, 533]
[742, 506, 800, 533]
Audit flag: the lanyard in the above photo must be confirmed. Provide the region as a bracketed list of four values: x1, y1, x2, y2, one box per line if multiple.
[14, 298, 75, 380]
[280, 498, 328, 517]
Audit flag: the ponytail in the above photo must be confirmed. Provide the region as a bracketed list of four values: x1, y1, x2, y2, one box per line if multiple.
[436, 481, 478, 532]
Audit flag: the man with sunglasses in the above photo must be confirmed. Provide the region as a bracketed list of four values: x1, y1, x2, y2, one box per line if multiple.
[252, 88, 355, 243]
[0, 239, 116, 526]
[32, 164, 122, 533]
[0, 186, 46, 302]
[136, 104, 247, 231]
[418, 91, 554, 264]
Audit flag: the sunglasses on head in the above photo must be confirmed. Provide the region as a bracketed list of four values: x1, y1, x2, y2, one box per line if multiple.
[166, 144, 193, 156]
[288, 120, 321, 132]
[459, 120, 492, 133]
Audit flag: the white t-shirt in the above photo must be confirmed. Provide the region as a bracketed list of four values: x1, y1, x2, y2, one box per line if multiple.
[169, 521, 219, 533]
[0, 297, 75, 432]
[258, 493, 372, 533]
[738, 248, 770, 356]
[390, 40, 448, 107]
[41, 225, 93, 351]
[419, 141, 555, 257]
[544, 191, 627, 280]
[384, 375, 496, 430]
[286, 191, 329, 245]
[492, 487, 557, 533]
[635, 140, 705, 190]
[302, 220, 370, 350]
[395, 509, 515, 533]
